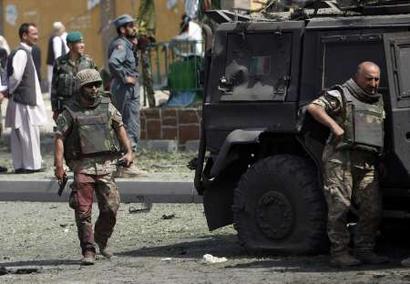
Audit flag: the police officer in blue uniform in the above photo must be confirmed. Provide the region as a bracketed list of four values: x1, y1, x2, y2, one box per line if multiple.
[108, 14, 143, 177]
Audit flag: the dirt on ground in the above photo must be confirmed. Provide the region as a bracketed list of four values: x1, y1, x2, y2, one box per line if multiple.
[1, 202, 410, 283]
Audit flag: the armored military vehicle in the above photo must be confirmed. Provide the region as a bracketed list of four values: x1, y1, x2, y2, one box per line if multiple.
[194, 0, 410, 254]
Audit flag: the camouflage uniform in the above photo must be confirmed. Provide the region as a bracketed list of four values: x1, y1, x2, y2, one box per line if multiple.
[51, 53, 97, 113]
[55, 91, 123, 254]
[311, 78, 384, 255]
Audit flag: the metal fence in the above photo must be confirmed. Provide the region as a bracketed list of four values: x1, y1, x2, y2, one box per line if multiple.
[146, 40, 204, 93]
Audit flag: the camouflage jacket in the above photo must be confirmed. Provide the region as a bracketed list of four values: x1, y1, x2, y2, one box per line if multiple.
[51, 53, 97, 112]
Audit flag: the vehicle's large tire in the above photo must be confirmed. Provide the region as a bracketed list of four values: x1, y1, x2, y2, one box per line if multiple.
[233, 154, 327, 254]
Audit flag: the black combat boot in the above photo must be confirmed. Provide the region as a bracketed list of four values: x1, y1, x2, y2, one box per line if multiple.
[354, 250, 389, 265]
[330, 251, 362, 267]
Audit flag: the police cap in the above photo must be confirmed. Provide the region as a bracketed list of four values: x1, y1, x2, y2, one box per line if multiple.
[113, 14, 135, 28]
[66, 31, 83, 43]
[76, 69, 102, 88]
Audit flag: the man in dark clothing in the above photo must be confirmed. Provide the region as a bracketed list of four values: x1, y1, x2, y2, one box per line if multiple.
[46, 22, 67, 93]
[108, 14, 145, 177]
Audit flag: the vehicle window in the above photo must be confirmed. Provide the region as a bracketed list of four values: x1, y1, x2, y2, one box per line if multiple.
[322, 39, 387, 92]
[219, 32, 292, 101]
[394, 44, 410, 99]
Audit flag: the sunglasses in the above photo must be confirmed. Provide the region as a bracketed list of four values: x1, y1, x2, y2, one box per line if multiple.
[83, 82, 102, 88]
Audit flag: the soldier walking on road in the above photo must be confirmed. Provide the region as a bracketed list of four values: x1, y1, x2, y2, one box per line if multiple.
[51, 31, 97, 120]
[54, 69, 133, 265]
[307, 62, 389, 267]
[108, 14, 144, 177]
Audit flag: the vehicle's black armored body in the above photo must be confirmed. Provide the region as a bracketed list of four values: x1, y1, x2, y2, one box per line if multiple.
[195, 1, 410, 254]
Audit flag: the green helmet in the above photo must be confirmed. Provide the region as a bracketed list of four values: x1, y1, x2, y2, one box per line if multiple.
[76, 69, 102, 88]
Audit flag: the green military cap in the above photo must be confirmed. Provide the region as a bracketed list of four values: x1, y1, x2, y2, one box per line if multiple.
[66, 31, 83, 43]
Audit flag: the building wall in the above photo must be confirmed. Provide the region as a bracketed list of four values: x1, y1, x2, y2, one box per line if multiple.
[221, 0, 268, 10]
[2, 0, 186, 79]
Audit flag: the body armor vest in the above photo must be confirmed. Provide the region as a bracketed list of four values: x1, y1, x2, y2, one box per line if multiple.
[332, 85, 384, 153]
[63, 96, 120, 161]
[56, 55, 95, 99]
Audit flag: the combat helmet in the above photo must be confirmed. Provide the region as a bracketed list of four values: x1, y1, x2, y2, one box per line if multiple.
[76, 69, 102, 88]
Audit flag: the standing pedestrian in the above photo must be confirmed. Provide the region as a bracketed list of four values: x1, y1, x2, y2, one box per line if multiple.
[108, 14, 144, 177]
[51, 31, 97, 120]
[46, 22, 68, 93]
[0, 56, 8, 173]
[307, 62, 388, 267]
[54, 69, 133, 265]
[5, 23, 47, 173]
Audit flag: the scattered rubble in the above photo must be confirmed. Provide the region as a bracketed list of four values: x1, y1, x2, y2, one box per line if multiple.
[202, 254, 228, 264]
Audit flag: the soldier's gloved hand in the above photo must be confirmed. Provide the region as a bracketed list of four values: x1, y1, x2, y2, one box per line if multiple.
[120, 152, 133, 168]
[55, 165, 66, 181]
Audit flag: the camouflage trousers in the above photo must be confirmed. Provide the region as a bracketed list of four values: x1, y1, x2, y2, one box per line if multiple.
[69, 172, 120, 255]
[322, 149, 382, 255]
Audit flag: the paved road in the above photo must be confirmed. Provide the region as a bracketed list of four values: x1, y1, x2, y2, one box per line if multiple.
[1, 202, 410, 283]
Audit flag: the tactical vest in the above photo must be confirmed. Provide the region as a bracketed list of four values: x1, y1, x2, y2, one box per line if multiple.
[63, 97, 120, 161]
[332, 85, 384, 153]
[55, 54, 95, 99]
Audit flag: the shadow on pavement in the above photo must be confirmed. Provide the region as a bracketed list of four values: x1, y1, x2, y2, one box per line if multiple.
[117, 233, 410, 273]
[0, 259, 80, 268]
[224, 257, 406, 273]
[118, 234, 246, 259]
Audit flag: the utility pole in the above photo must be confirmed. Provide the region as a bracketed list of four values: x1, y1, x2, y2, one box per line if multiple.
[0, 0, 4, 35]
[100, 0, 116, 69]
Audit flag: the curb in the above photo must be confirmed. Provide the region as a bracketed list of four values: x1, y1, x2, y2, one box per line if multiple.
[0, 178, 202, 203]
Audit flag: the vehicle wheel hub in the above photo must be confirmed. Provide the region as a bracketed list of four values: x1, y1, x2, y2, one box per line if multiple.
[256, 191, 294, 240]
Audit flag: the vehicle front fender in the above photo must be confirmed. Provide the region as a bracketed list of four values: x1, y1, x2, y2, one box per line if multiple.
[209, 129, 263, 178]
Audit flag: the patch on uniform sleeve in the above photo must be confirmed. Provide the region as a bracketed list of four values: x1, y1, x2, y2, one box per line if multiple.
[55, 114, 70, 135]
[115, 44, 124, 50]
[324, 93, 341, 111]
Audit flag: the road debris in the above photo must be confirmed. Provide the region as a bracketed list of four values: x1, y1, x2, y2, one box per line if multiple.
[161, 214, 175, 220]
[128, 200, 152, 214]
[202, 254, 228, 264]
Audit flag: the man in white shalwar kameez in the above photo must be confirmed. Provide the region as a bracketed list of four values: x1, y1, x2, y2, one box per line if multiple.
[5, 23, 47, 173]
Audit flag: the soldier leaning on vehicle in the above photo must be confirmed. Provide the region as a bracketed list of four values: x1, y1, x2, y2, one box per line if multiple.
[54, 69, 133, 265]
[51, 31, 97, 120]
[307, 61, 389, 267]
